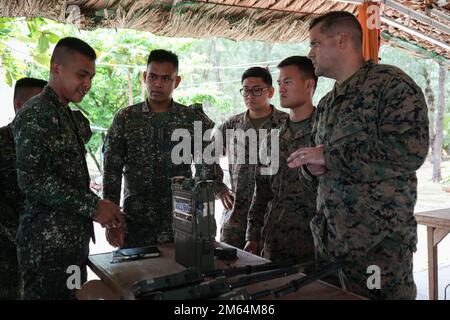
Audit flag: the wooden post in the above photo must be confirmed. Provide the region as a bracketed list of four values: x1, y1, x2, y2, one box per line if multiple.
[427, 226, 438, 300]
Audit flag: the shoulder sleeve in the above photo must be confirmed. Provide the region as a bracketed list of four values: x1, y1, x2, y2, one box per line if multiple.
[102, 109, 127, 205]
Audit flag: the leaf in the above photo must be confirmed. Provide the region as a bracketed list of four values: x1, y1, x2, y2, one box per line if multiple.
[34, 53, 51, 67]
[37, 34, 50, 53]
[14, 34, 34, 43]
[46, 32, 60, 44]
[5, 70, 13, 87]
[0, 28, 13, 36]
[26, 20, 37, 35]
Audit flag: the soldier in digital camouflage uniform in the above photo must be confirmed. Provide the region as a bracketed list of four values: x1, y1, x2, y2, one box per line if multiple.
[214, 67, 288, 249]
[12, 38, 124, 300]
[1, 78, 47, 299]
[0, 78, 93, 300]
[103, 49, 215, 249]
[245, 57, 318, 264]
[288, 12, 429, 299]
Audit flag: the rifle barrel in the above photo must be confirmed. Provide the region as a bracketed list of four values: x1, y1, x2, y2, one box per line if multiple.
[274, 263, 341, 298]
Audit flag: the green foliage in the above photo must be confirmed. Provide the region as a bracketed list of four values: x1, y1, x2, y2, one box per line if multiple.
[1, 17, 448, 167]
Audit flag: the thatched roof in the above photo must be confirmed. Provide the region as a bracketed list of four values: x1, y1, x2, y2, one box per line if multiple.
[382, 0, 449, 62]
[0, 0, 449, 62]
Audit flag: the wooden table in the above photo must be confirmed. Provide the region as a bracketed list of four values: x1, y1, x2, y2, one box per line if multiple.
[415, 208, 450, 300]
[87, 243, 363, 300]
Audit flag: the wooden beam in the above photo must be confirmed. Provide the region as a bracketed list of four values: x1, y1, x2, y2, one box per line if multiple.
[433, 228, 450, 246]
[436, 0, 449, 7]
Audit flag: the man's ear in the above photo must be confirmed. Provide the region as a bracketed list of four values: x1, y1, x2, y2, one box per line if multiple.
[174, 75, 181, 89]
[143, 71, 147, 82]
[306, 79, 316, 97]
[338, 32, 350, 49]
[50, 63, 60, 78]
[268, 86, 275, 98]
[13, 100, 21, 114]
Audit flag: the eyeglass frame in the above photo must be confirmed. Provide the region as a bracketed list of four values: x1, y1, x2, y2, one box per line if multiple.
[239, 86, 270, 97]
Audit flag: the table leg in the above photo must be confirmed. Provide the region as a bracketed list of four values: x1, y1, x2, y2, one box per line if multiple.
[427, 226, 438, 300]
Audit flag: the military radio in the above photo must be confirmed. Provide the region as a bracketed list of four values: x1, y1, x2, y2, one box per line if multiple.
[171, 176, 216, 273]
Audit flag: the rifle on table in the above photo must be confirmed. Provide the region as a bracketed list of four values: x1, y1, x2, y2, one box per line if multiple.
[132, 260, 295, 299]
[145, 265, 300, 300]
[214, 261, 342, 300]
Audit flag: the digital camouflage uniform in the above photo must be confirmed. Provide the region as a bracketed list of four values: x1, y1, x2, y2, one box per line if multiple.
[1, 107, 91, 300]
[216, 106, 288, 249]
[12, 86, 98, 300]
[102, 100, 215, 248]
[0, 124, 22, 299]
[307, 62, 429, 299]
[246, 114, 318, 264]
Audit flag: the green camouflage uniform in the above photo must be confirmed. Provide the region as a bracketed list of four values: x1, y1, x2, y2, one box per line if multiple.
[216, 106, 288, 249]
[246, 114, 318, 264]
[0, 124, 22, 299]
[307, 62, 429, 299]
[102, 100, 215, 248]
[71, 110, 93, 144]
[12, 86, 98, 300]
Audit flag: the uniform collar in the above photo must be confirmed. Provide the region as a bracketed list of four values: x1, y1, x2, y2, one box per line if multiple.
[142, 99, 181, 116]
[242, 104, 285, 128]
[43, 85, 66, 108]
[42, 85, 74, 121]
[333, 60, 375, 98]
[280, 109, 315, 141]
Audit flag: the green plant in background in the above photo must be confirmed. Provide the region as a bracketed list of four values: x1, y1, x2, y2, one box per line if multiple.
[1, 17, 448, 176]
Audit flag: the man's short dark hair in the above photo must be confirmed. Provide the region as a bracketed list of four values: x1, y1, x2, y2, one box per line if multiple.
[13, 77, 47, 101]
[277, 56, 318, 89]
[147, 49, 179, 71]
[241, 67, 272, 86]
[50, 37, 97, 64]
[309, 11, 362, 48]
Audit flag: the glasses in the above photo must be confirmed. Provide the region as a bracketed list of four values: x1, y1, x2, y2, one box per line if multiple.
[240, 87, 269, 97]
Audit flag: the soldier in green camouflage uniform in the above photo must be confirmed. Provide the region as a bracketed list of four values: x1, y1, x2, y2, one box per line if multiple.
[215, 67, 288, 249]
[245, 57, 318, 264]
[12, 38, 124, 300]
[1, 78, 47, 299]
[103, 49, 215, 249]
[0, 128, 23, 300]
[288, 12, 429, 299]
[1, 78, 92, 300]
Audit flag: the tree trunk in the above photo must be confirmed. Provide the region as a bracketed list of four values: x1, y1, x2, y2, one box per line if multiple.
[432, 64, 446, 182]
[212, 39, 222, 91]
[202, 42, 214, 81]
[422, 67, 435, 164]
[86, 145, 102, 174]
[127, 68, 133, 106]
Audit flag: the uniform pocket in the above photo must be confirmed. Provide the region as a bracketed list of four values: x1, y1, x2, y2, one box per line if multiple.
[328, 114, 367, 145]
